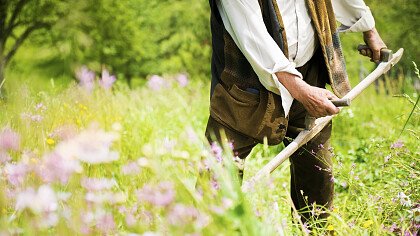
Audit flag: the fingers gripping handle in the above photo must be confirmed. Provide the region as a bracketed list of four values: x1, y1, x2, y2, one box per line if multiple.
[304, 98, 351, 130]
[357, 44, 393, 62]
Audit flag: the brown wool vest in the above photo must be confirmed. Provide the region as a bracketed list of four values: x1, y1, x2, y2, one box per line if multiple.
[208, 0, 351, 145]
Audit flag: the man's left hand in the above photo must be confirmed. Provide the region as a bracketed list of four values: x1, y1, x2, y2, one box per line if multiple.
[361, 27, 387, 63]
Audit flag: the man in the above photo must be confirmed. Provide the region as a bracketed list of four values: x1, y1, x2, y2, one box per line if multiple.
[205, 0, 386, 223]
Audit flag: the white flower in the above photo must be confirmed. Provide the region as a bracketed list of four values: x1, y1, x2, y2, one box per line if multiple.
[397, 192, 412, 207]
[15, 185, 58, 214]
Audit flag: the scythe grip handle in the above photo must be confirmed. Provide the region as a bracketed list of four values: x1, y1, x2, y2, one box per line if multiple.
[357, 44, 393, 62]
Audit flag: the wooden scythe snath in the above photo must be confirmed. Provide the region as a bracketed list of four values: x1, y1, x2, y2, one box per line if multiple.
[242, 48, 404, 192]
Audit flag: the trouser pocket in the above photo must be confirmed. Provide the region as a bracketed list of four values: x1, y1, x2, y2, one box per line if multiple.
[210, 83, 287, 145]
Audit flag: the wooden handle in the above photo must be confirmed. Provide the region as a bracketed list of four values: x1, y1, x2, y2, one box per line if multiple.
[357, 44, 393, 62]
[331, 98, 351, 107]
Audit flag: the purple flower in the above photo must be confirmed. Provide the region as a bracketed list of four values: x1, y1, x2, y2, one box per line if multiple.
[121, 161, 141, 175]
[96, 213, 116, 234]
[210, 178, 219, 190]
[136, 182, 175, 207]
[99, 69, 116, 90]
[176, 74, 189, 87]
[5, 162, 30, 186]
[391, 140, 404, 149]
[147, 75, 168, 91]
[0, 128, 20, 151]
[37, 152, 82, 184]
[76, 66, 96, 92]
[211, 142, 223, 163]
[81, 178, 116, 191]
[168, 204, 199, 225]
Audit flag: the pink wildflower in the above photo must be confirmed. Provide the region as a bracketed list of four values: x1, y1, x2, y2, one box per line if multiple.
[81, 178, 116, 191]
[76, 66, 96, 92]
[147, 75, 168, 91]
[136, 182, 175, 207]
[391, 140, 404, 149]
[5, 162, 30, 186]
[96, 213, 116, 234]
[99, 69, 116, 90]
[168, 204, 199, 225]
[121, 161, 141, 175]
[211, 142, 223, 163]
[176, 74, 189, 87]
[37, 152, 82, 184]
[0, 128, 20, 151]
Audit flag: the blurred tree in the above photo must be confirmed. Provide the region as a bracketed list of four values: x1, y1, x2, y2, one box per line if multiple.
[0, 0, 67, 96]
[365, 0, 419, 71]
[44, 0, 211, 86]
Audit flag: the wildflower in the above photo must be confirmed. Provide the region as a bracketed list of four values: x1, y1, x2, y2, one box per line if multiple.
[168, 204, 199, 225]
[81, 178, 117, 191]
[0, 128, 20, 151]
[54, 126, 119, 164]
[137, 157, 149, 167]
[327, 225, 334, 231]
[163, 137, 176, 152]
[391, 140, 404, 149]
[37, 152, 82, 184]
[46, 138, 55, 145]
[99, 69, 116, 90]
[362, 219, 374, 228]
[397, 192, 412, 207]
[136, 182, 175, 207]
[121, 161, 141, 175]
[76, 66, 95, 92]
[96, 213, 116, 234]
[5, 162, 30, 186]
[85, 191, 126, 205]
[15, 185, 58, 213]
[211, 142, 223, 163]
[147, 75, 167, 91]
[35, 103, 46, 112]
[176, 73, 189, 87]
[210, 178, 219, 190]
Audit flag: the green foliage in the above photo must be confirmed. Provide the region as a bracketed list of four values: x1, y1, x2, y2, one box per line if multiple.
[365, 0, 419, 71]
[37, 0, 211, 85]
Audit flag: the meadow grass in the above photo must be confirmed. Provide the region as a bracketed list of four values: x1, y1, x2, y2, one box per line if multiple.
[0, 61, 419, 235]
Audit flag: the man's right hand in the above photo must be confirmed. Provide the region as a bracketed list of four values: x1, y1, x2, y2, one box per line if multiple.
[276, 72, 340, 118]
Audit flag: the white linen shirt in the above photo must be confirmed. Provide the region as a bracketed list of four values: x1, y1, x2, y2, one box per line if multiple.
[216, 0, 375, 116]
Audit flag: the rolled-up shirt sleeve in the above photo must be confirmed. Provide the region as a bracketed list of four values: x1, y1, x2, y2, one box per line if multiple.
[217, 0, 302, 116]
[333, 0, 375, 33]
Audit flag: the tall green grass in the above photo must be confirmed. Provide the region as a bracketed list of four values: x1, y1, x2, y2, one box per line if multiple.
[0, 65, 418, 235]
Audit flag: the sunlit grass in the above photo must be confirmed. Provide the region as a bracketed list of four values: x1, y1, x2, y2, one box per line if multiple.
[0, 66, 418, 235]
